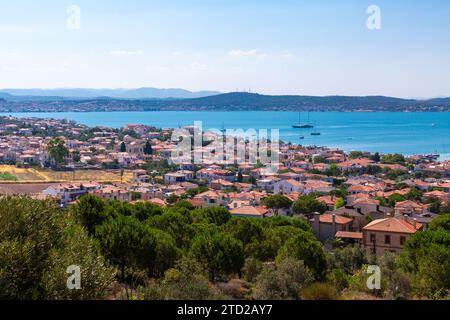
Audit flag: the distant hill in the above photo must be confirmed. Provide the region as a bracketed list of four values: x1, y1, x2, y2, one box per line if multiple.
[0, 92, 13, 100]
[0, 88, 221, 100]
[137, 92, 450, 111]
[1, 92, 450, 112]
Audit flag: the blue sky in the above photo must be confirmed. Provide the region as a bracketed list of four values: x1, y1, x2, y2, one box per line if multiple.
[0, 0, 449, 97]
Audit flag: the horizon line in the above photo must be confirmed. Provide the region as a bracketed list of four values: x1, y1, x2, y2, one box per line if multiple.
[0, 87, 449, 100]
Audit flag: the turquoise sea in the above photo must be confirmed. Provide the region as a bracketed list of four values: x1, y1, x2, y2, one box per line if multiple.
[2, 112, 450, 159]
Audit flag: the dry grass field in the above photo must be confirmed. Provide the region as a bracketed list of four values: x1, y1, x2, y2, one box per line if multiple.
[0, 165, 133, 183]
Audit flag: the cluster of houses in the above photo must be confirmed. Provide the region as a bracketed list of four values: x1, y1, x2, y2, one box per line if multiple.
[0, 117, 174, 169]
[1, 117, 449, 257]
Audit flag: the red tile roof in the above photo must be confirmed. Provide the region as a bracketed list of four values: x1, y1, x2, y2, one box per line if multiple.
[335, 231, 363, 240]
[319, 214, 353, 225]
[187, 198, 205, 207]
[363, 217, 423, 234]
[230, 206, 269, 217]
[317, 195, 337, 206]
[395, 200, 426, 209]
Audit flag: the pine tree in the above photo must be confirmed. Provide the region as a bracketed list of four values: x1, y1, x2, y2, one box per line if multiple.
[120, 142, 126, 152]
[144, 140, 153, 155]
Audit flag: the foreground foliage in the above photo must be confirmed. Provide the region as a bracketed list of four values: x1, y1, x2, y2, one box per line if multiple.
[0, 197, 115, 299]
[0, 195, 448, 300]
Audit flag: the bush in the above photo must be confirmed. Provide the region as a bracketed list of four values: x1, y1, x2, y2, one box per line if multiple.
[252, 258, 314, 300]
[276, 231, 328, 278]
[326, 269, 351, 291]
[140, 257, 228, 300]
[293, 196, 328, 217]
[429, 214, 450, 231]
[0, 196, 115, 299]
[0, 172, 18, 181]
[300, 283, 340, 300]
[399, 229, 450, 298]
[242, 257, 263, 283]
[332, 245, 367, 274]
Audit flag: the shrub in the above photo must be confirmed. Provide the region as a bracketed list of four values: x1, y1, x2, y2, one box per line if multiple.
[300, 283, 340, 300]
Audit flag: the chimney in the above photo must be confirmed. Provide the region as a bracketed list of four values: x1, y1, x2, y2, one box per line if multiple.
[413, 218, 418, 230]
[313, 212, 321, 234]
[314, 212, 321, 223]
[403, 214, 409, 225]
[332, 213, 337, 233]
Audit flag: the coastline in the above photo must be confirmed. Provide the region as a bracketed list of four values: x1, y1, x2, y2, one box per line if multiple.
[1, 112, 450, 159]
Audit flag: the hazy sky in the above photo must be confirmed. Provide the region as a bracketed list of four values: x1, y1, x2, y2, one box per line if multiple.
[1, 0, 449, 97]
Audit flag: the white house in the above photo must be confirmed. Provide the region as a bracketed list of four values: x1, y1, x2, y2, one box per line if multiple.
[274, 179, 303, 194]
[43, 182, 100, 207]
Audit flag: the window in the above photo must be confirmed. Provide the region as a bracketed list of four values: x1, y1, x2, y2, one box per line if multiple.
[385, 235, 391, 245]
[400, 236, 406, 246]
[370, 234, 376, 243]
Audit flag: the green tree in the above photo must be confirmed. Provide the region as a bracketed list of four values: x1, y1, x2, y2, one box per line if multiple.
[241, 257, 263, 283]
[331, 245, 367, 274]
[73, 194, 107, 235]
[428, 200, 442, 214]
[190, 230, 245, 281]
[237, 171, 244, 183]
[144, 140, 153, 155]
[276, 231, 328, 278]
[263, 195, 293, 216]
[252, 258, 314, 300]
[330, 188, 349, 199]
[40, 223, 116, 300]
[95, 215, 156, 282]
[192, 206, 231, 225]
[371, 152, 381, 162]
[173, 200, 196, 210]
[293, 196, 328, 218]
[405, 187, 423, 201]
[325, 163, 341, 177]
[0, 197, 115, 300]
[132, 201, 163, 221]
[141, 256, 227, 300]
[182, 187, 209, 199]
[381, 153, 405, 165]
[378, 253, 412, 299]
[429, 214, 450, 231]
[349, 151, 365, 159]
[262, 215, 312, 232]
[226, 217, 264, 245]
[120, 142, 126, 152]
[47, 137, 69, 166]
[388, 193, 406, 207]
[72, 151, 81, 163]
[151, 228, 180, 276]
[147, 209, 193, 248]
[440, 201, 450, 214]
[399, 229, 450, 298]
[166, 194, 179, 204]
[335, 198, 345, 209]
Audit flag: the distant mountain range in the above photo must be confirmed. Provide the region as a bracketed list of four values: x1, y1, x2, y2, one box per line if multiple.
[133, 92, 450, 111]
[0, 88, 221, 101]
[1, 91, 450, 112]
